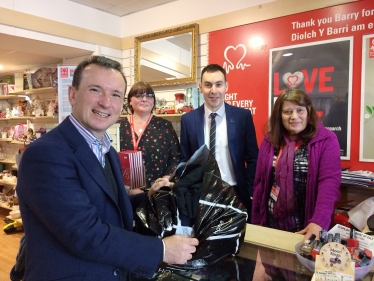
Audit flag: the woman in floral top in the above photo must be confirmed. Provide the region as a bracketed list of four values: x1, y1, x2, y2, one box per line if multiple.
[119, 81, 180, 192]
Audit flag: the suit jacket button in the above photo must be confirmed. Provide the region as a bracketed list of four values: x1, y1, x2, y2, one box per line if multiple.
[113, 269, 120, 276]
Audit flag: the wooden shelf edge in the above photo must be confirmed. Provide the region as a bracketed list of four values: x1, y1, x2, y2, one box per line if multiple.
[0, 203, 12, 210]
[119, 114, 183, 118]
[0, 116, 57, 121]
[0, 160, 16, 164]
[0, 95, 21, 100]
[9, 87, 55, 96]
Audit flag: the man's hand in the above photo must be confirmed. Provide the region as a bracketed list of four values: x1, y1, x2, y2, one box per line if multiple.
[128, 188, 143, 195]
[162, 235, 199, 264]
[148, 177, 172, 197]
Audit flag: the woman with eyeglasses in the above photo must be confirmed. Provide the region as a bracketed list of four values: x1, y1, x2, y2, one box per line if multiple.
[119, 81, 179, 194]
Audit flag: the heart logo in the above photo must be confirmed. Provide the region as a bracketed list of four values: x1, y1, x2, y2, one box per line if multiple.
[282, 71, 304, 89]
[316, 111, 324, 117]
[223, 44, 251, 74]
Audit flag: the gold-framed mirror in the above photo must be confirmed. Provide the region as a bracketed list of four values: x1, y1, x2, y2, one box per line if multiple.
[134, 23, 198, 87]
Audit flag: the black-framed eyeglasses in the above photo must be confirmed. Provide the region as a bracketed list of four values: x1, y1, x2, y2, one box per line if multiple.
[134, 93, 155, 100]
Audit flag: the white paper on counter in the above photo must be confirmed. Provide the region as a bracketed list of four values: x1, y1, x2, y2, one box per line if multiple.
[348, 197, 374, 231]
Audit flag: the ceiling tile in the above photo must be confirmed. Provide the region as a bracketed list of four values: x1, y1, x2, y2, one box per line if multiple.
[69, 0, 178, 16]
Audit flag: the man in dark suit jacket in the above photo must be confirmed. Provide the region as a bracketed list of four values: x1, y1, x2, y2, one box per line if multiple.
[16, 56, 198, 281]
[180, 64, 258, 220]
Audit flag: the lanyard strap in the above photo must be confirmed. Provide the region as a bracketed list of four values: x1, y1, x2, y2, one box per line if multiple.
[129, 114, 152, 151]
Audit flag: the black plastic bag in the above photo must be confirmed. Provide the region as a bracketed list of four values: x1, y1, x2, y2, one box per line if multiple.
[134, 145, 247, 269]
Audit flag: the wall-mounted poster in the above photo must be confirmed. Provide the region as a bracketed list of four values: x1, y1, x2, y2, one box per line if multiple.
[360, 35, 374, 162]
[269, 38, 352, 160]
[57, 66, 76, 123]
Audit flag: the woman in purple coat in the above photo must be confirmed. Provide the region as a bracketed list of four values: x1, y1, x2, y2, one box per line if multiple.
[252, 89, 341, 240]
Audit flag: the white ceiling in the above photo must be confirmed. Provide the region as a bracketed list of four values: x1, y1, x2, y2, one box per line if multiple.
[0, 0, 178, 78]
[0, 34, 93, 77]
[68, 0, 179, 17]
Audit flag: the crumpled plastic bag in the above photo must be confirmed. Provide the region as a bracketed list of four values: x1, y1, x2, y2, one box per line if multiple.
[348, 197, 374, 231]
[134, 145, 248, 269]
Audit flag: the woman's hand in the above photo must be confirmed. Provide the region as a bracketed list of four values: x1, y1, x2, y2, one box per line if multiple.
[148, 177, 173, 197]
[296, 222, 322, 241]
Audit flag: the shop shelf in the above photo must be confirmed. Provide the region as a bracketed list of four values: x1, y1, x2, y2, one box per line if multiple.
[9, 87, 55, 96]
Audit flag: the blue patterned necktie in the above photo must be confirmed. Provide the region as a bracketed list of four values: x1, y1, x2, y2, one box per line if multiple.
[209, 113, 217, 157]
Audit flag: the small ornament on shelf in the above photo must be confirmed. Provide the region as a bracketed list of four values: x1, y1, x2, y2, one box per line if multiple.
[34, 105, 44, 117]
[53, 99, 58, 115]
[46, 101, 55, 117]
[11, 106, 18, 117]
[5, 108, 11, 119]
[37, 127, 46, 137]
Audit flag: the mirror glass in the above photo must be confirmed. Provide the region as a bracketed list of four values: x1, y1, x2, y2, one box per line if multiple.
[135, 23, 198, 87]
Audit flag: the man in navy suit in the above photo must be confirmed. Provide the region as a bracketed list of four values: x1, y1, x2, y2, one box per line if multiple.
[180, 64, 258, 220]
[16, 56, 198, 281]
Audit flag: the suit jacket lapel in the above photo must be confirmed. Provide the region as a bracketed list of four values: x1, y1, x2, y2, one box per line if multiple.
[59, 118, 134, 230]
[75, 140, 120, 203]
[225, 104, 237, 167]
[59, 119, 122, 206]
[196, 106, 205, 148]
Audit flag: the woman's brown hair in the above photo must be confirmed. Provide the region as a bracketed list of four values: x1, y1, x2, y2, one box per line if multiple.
[127, 81, 156, 114]
[268, 89, 318, 149]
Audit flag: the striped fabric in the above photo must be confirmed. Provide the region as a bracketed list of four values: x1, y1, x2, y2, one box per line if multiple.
[209, 113, 217, 157]
[69, 115, 112, 167]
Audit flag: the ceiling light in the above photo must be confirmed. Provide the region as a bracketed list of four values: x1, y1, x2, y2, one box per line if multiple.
[283, 53, 293, 57]
[0, 65, 3, 70]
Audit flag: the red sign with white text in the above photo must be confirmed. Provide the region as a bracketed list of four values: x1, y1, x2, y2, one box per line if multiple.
[209, 0, 374, 169]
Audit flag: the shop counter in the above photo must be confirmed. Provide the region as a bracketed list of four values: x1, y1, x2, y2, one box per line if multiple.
[131, 224, 374, 280]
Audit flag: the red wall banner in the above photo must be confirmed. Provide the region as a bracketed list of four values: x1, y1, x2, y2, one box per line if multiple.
[208, 0, 374, 170]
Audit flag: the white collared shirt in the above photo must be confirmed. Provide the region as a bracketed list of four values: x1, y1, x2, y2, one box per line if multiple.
[204, 104, 237, 185]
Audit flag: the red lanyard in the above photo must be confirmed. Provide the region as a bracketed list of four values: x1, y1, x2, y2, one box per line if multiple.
[129, 114, 152, 151]
[275, 140, 301, 168]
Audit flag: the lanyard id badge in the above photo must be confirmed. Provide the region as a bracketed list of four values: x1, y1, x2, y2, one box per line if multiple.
[270, 183, 280, 202]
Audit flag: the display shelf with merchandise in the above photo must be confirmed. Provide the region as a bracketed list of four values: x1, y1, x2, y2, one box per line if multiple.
[0, 184, 17, 211]
[0, 88, 58, 176]
[0, 87, 57, 123]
